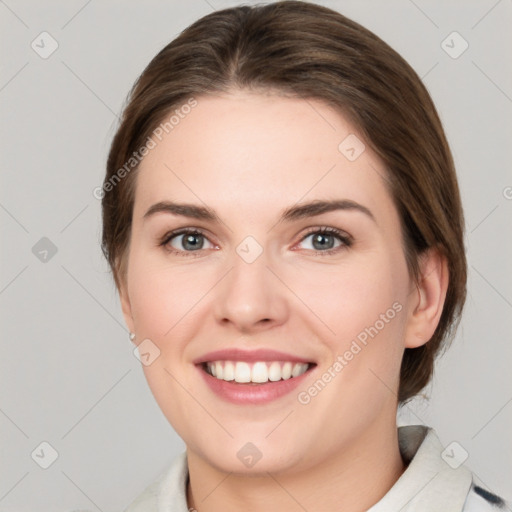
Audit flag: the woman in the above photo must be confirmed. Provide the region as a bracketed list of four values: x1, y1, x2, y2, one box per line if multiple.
[100, 2, 510, 510]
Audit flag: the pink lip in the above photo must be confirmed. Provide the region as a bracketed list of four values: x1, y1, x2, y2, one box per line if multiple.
[196, 363, 315, 405]
[193, 348, 314, 365]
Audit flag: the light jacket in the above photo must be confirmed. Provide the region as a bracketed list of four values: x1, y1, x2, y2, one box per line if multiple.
[124, 425, 510, 511]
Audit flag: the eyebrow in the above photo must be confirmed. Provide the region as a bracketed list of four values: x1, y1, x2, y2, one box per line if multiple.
[143, 199, 375, 224]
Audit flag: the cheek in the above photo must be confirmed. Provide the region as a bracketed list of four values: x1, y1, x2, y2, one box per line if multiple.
[128, 249, 213, 340]
[292, 261, 407, 432]
[127, 252, 217, 439]
[291, 252, 408, 348]
[290, 247, 409, 403]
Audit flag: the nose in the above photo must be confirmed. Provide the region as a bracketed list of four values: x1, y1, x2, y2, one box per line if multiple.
[212, 249, 289, 334]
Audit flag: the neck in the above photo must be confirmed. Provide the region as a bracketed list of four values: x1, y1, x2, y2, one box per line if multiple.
[186, 417, 405, 512]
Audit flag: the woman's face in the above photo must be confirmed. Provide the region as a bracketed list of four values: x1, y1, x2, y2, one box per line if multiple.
[120, 90, 423, 474]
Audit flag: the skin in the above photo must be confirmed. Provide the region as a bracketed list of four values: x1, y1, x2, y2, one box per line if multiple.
[119, 90, 448, 512]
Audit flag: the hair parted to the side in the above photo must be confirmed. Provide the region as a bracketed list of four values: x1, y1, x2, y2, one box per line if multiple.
[101, 1, 467, 403]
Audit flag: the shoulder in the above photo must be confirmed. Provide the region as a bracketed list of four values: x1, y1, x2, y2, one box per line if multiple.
[463, 483, 511, 511]
[122, 470, 164, 512]
[123, 451, 189, 512]
[369, 425, 510, 512]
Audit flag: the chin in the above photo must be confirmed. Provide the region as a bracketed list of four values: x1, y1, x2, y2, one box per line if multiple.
[182, 430, 306, 473]
[203, 446, 304, 476]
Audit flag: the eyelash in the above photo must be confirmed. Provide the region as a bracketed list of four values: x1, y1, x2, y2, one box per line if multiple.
[159, 226, 353, 258]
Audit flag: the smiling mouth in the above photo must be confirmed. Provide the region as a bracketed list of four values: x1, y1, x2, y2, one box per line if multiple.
[201, 360, 316, 384]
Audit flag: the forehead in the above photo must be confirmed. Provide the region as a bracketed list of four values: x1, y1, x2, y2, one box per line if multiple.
[134, 91, 394, 222]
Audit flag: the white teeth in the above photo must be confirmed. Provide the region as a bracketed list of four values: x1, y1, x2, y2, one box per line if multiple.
[251, 362, 268, 383]
[234, 362, 251, 383]
[282, 362, 292, 380]
[268, 361, 282, 382]
[204, 360, 310, 383]
[292, 363, 305, 378]
[215, 361, 223, 380]
[223, 361, 235, 381]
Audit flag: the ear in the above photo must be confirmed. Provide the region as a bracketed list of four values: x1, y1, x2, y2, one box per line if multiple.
[118, 277, 136, 344]
[404, 247, 449, 349]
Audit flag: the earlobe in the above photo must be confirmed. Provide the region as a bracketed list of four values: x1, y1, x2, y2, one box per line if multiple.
[404, 247, 449, 349]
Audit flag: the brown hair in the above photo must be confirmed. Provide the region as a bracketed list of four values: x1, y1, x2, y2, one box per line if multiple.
[101, 1, 467, 402]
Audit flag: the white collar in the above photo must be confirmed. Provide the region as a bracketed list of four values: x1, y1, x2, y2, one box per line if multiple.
[367, 425, 472, 511]
[126, 425, 473, 511]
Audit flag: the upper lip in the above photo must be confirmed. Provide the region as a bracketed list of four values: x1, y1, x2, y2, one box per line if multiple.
[193, 348, 315, 365]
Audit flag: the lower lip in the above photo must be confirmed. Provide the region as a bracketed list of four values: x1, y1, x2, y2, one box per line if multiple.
[197, 364, 314, 404]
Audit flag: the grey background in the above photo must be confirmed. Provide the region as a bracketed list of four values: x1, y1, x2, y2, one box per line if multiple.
[1, 0, 511, 510]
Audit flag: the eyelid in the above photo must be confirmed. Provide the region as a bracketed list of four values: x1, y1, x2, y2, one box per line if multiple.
[297, 226, 353, 243]
[159, 227, 217, 257]
[292, 226, 353, 254]
[159, 225, 353, 256]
